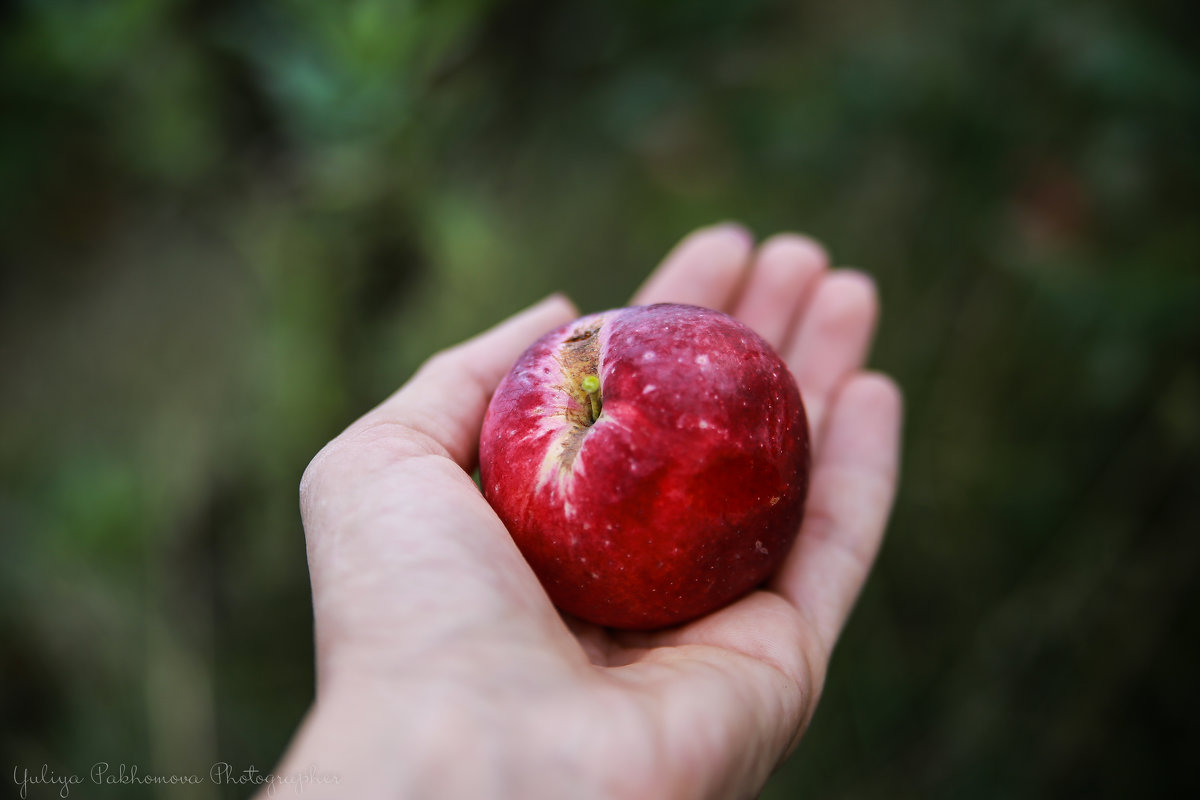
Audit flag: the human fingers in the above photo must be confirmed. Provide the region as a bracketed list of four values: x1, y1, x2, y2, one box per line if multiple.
[783, 270, 879, 446]
[631, 223, 754, 310]
[731, 233, 828, 351]
[770, 372, 903, 657]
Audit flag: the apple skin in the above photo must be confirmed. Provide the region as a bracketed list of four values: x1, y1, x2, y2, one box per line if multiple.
[479, 303, 810, 629]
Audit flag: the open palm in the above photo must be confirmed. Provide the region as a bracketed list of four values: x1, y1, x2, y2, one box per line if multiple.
[276, 224, 902, 800]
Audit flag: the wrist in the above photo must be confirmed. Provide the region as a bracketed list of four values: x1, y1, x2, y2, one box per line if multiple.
[267, 678, 470, 798]
[268, 662, 656, 800]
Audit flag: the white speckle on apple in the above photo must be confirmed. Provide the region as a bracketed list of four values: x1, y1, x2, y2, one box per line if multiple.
[642, 384, 657, 394]
[698, 420, 710, 429]
[642, 351, 656, 360]
[695, 354, 709, 365]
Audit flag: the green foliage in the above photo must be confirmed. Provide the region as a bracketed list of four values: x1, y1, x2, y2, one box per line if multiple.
[2, 0, 1197, 796]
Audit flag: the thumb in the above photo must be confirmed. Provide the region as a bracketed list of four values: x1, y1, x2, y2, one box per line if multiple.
[354, 293, 579, 469]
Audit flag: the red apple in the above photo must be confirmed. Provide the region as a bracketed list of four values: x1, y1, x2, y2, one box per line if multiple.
[480, 303, 810, 629]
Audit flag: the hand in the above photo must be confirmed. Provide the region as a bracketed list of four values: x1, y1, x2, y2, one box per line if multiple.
[270, 224, 903, 799]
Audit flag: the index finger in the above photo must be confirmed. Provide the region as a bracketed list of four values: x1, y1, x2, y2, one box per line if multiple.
[631, 223, 754, 309]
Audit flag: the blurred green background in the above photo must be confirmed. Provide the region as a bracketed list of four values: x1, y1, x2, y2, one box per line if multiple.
[2, 0, 1198, 797]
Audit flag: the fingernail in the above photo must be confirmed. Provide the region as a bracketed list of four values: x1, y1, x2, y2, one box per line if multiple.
[710, 221, 754, 248]
[534, 292, 578, 316]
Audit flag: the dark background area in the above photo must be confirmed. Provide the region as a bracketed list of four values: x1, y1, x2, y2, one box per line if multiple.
[2, 0, 1198, 797]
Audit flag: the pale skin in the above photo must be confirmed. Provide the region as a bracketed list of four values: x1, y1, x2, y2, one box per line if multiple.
[269, 224, 903, 800]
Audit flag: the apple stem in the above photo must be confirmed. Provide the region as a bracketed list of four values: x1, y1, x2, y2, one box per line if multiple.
[581, 374, 602, 424]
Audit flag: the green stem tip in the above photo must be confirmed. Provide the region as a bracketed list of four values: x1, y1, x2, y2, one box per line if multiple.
[580, 375, 602, 423]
